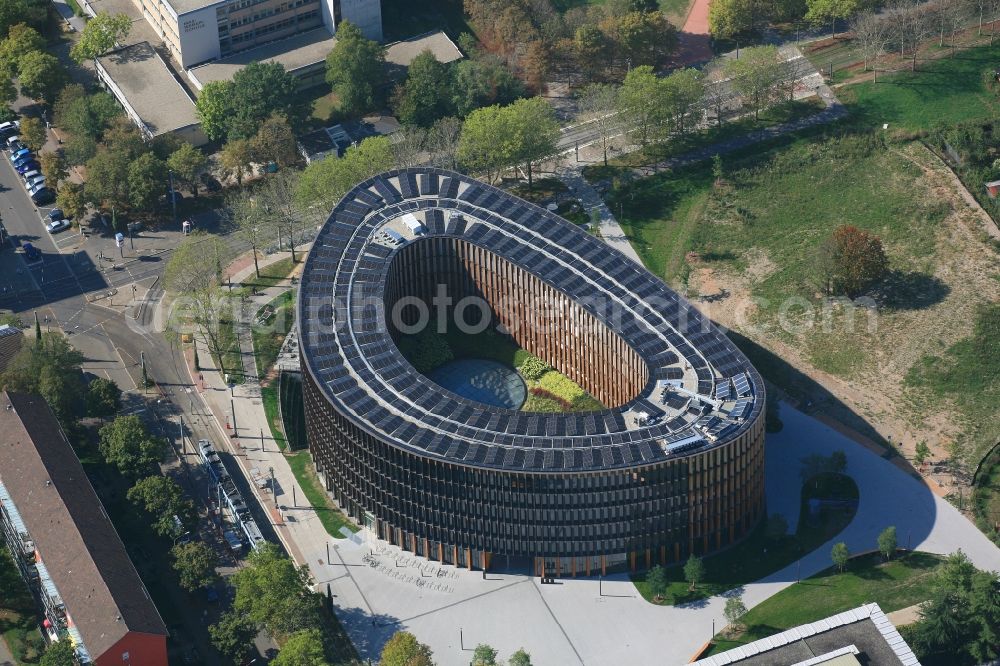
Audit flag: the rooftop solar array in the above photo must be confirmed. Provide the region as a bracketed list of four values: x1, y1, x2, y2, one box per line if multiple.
[298, 168, 763, 472]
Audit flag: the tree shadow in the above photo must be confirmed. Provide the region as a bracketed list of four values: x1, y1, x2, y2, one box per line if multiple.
[873, 270, 950, 310]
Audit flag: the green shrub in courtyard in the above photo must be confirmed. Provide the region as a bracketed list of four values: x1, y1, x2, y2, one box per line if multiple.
[519, 355, 549, 380]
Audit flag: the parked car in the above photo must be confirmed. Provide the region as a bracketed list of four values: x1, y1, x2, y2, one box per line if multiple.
[22, 242, 40, 261]
[27, 181, 47, 196]
[47, 208, 65, 222]
[15, 160, 39, 174]
[0, 120, 19, 138]
[46, 218, 70, 233]
[20, 169, 40, 182]
[25, 176, 45, 190]
[6, 135, 21, 150]
[9, 147, 30, 162]
[30, 188, 54, 206]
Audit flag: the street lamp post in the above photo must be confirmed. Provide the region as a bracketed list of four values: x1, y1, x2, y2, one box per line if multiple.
[168, 170, 178, 224]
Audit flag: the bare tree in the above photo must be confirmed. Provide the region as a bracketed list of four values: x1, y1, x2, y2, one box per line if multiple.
[852, 11, 892, 82]
[898, 2, 935, 71]
[390, 125, 430, 168]
[256, 171, 303, 263]
[578, 83, 621, 167]
[702, 61, 739, 127]
[428, 117, 463, 171]
[224, 189, 265, 279]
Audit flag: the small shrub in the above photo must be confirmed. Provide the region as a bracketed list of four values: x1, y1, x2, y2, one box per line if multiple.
[519, 355, 549, 380]
[537, 371, 585, 404]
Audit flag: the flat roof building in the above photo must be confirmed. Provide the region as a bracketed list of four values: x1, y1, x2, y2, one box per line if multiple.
[0, 324, 23, 372]
[95, 41, 207, 146]
[0, 391, 169, 666]
[692, 603, 920, 666]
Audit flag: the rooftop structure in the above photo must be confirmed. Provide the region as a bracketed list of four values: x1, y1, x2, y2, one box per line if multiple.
[298, 168, 766, 574]
[0, 391, 168, 666]
[94, 41, 206, 146]
[188, 28, 462, 91]
[692, 603, 920, 666]
[0, 324, 23, 371]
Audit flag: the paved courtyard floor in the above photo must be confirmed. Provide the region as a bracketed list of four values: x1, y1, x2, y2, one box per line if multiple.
[309, 403, 1000, 666]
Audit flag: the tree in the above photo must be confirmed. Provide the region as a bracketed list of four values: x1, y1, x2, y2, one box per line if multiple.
[427, 116, 462, 170]
[617, 65, 663, 147]
[509, 649, 532, 666]
[65, 134, 97, 166]
[257, 170, 304, 263]
[457, 104, 513, 184]
[272, 629, 328, 666]
[684, 554, 704, 591]
[0, 0, 46, 39]
[127, 475, 197, 537]
[877, 526, 897, 560]
[831, 541, 850, 572]
[614, 10, 677, 69]
[508, 96, 559, 188]
[325, 21, 386, 116]
[296, 135, 393, 211]
[393, 49, 454, 127]
[766, 514, 788, 540]
[231, 543, 321, 638]
[915, 441, 930, 465]
[645, 564, 668, 601]
[806, 0, 861, 37]
[724, 45, 792, 120]
[70, 11, 129, 62]
[210, 611, 258, 665]
[196, 62, 302, 142]
[17, 115, 45, 151]
[56, 182, 86, 220]
[709, 0, 758, 38]
[17, 50, 65, 103]
[86, 376, 121, 417]
[661, 68, 705, 135]
[163, 232, 234, 369]
[724, 595, 748, 634]
[819, 225, 889, 297]
[851, 10, 891, 82]
[0, 23, 45, 77]
[378, 631, 433, 666]
[56, 88, 121, 140]
[574, 24, 610, 80]
[98, 415, 167, 478]
[1, 333, 83, 423]
[220, 137, 253, 186]
[39, 151, 67, 189]
[579, 83, 619, 167]
[127, 152, 168, 212]
[167, 142, 208, 197]
[39, 640, 75, 666]
[85, 149, 131, 211]
[451, 55, 525, 117]
[472, 644, 499, 666]
[225, 189, 265, 278]
[251, 113, 298, 168]
[195, 80, 233, 142]
[171, 541, 219, 592]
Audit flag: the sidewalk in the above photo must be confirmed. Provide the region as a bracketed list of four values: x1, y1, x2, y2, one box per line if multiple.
[0, 636, 14, 666]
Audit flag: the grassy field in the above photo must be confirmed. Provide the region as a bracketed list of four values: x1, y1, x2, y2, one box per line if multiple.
[633, 473, 859, 605]
[214, 318, 245, 384]
[286, 451, 358, 537]
[838, 42, 1000, 131]
[705, 551, 942, 655]
[238, 257, 299, 292]
[0, 547, 43, 664]
[261, 384, 288, 451]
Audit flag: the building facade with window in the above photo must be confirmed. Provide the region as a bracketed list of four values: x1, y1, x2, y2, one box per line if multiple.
[298, 169, 767, 576]
[0, 392, 169, 666]
[132, 0, 381, 68]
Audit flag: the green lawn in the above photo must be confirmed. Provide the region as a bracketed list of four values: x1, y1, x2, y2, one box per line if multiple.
[286, 451, 358, 537]
[237, 257, 299, 293]
[839, 42, 1000, 131]
[261, 383, 288, 451]
[214, 318, 245, 384]
[705, 551, 942, 655]
[252, 290, 295, 379]
[0, 547, 43, 664]
[633, 473, 859, 606]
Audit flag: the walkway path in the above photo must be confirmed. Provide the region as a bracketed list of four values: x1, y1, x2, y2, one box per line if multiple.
[0, 636, 13, 666]
[676, 0, 714, 65]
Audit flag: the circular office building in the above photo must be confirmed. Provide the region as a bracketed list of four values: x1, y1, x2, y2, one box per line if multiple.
[298, 168, 765, 576]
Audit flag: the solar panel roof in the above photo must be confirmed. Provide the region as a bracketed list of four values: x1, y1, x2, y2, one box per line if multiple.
[298, 168, 763, 472]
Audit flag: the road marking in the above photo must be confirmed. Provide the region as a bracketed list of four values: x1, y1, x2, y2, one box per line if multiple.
[102, 322, 138, 390]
